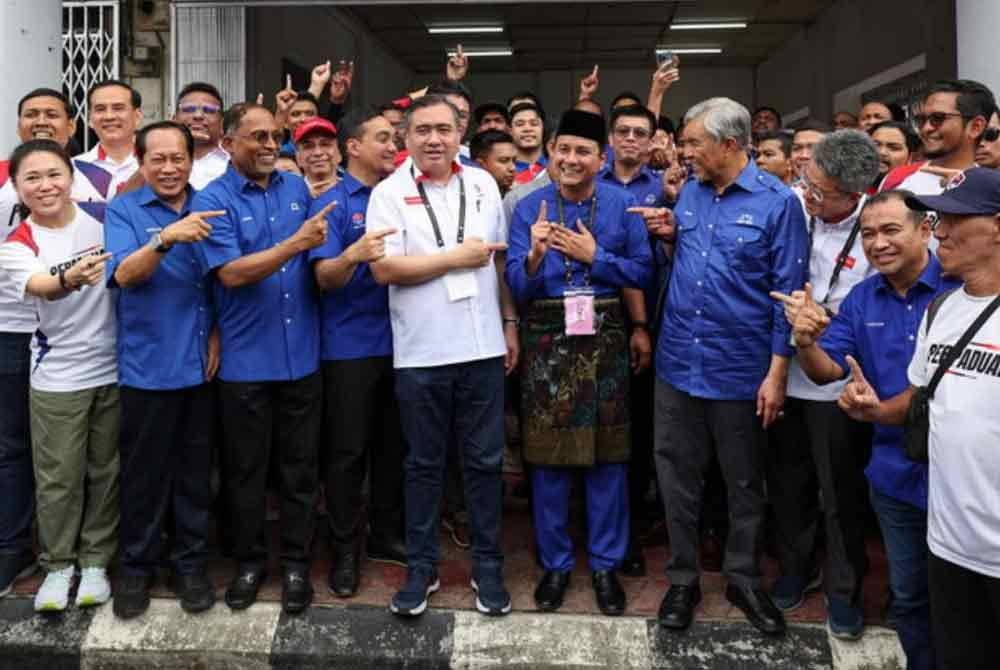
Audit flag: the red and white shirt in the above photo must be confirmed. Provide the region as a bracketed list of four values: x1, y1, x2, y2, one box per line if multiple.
[74, 143, 139, 199]
[0, 205, 116, 392]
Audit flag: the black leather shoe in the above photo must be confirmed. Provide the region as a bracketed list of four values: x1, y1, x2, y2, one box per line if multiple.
[224, 566, 265, 611]
[657, 583, 702, 630]
[329, 548, 360, 598]
[173, 573, 215, 614]
[113, 574, 152, 619]
[534, 570, 570, 612]
[282, 568, 314, 615]
[592, 570, 626, 616]
[620, 539, 647, 578]
[367, 536, 407, 567]
[726, 584, 786, 636]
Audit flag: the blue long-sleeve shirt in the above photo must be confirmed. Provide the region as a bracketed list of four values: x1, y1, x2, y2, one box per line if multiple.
[656, 160, 808, 400]
[505, 182, 652, 303]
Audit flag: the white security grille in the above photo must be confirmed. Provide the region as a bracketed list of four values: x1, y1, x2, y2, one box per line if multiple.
[172, 5, 246, 114]
[62, 1, 120, 151]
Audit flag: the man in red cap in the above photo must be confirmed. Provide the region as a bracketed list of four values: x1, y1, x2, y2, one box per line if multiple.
[294, 117, 341, 197]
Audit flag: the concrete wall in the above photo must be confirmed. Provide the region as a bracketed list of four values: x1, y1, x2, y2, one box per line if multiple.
[956, 0, 1000, 100]
[756, 0, 956, 124]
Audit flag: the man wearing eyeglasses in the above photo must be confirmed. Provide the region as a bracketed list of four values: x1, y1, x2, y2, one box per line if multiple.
[192, 103, 331, 616]
[174, 82, 229, 189]
[881, 80, 995, 195]
[767, 130, 881, 640]
[974, 109, 1000, 170]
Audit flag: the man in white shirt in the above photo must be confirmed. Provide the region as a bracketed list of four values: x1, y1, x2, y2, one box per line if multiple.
[368, 95, 518, 618]
[75, 80, 142, 198]
[767, 130, 881, 639]
[840, 167, 1000, 670]
[173, 82, 229, 190]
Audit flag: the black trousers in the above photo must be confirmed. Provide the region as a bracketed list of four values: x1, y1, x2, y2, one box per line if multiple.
[767, 397, 869, 604]
[218, 372, 322, 570]
[929, 552, 1000, 670]
[322, 358, 404, 549]
[629, 366, 656, 529]
[119, 384, 214, 576]
[653, 380, 766, 588]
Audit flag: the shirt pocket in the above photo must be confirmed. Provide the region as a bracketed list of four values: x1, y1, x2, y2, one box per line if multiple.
[719, 221, 767, 273]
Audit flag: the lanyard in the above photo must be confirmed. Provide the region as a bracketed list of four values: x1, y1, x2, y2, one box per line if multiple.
[808, 215, 861, 307]
[555, 193, 598, 287]
[412, 166, 465, 248]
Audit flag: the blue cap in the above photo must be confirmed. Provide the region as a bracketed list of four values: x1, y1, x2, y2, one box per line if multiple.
[905, 167, 1000, 216]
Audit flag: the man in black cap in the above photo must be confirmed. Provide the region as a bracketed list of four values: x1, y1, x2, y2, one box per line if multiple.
[474, 103, 511, 134]
[506, 110, 653, 616]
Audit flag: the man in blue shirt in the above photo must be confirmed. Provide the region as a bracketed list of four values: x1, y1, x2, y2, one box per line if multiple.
[104, 121, 220, 619]
[773, 189, 954, 670]
[653, 97, 808, 636]
[507, 109, 653, 617]
[309, 108, 404, 598]
[193, 103, 332, 615]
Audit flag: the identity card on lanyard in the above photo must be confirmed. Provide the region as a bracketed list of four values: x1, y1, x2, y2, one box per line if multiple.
[557, 194, 597, 336]
[412, 167, 478, 302]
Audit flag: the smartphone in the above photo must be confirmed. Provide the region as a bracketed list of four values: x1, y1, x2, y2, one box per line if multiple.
[656, 50, 676, 68]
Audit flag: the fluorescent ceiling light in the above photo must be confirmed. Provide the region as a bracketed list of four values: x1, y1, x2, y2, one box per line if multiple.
[447, 48, 513, 57]
[657, 47, 724, 55]
[670, 22, 747, 30]
[428, 26, 504, 34]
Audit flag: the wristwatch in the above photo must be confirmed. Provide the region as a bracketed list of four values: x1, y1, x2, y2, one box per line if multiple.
[148, 232, 171, 253]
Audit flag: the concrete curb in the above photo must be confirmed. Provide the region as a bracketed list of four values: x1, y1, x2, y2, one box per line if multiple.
[0, 596, 907, 669]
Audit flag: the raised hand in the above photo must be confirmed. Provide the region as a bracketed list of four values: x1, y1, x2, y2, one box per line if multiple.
[275, 75, 298, 126]
[67, 251, 113, 289]
[838, 355, 881, 422]
[347, 228, 397, 264]
[549, 218, 597, 264]
[579, 65, 599, 100]
[529, 200, 554, 256]
[311, 60, 332, 94]
[651, 57, 681, 95]
[771, 282, 830, 347]
[451, 237, 508, 269]
[308, 177, 337, 199]
[162, 210, 225, 246]
[627, 206, 675, 241]
[292, 201, 335, 251]
[329, 61, 354, 104]
[446, 45, 469, 81]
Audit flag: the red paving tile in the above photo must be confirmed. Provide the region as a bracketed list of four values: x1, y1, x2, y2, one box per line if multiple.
[13, 475, 891, 627]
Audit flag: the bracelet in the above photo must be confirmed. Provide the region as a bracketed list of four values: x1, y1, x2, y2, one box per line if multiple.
[503, 317, 520, 327]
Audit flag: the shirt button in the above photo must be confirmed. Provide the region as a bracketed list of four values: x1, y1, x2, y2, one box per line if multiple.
[907, 304, 913, 311]
[908, 335, 915, 341]
[697, 281, 703, 287]
[695, 338, 701, 343]
[695, 309, 701, 316]
[284, 293, 290, 299]
[708, 224, 713, 229]
[199, 330, 204, 336]
[285, 318, 292, 324]
[701, 251, 707, 257]
[281, 267, 287, 272]
[270, 217, 275, 222]
[714, 197, 720, 203]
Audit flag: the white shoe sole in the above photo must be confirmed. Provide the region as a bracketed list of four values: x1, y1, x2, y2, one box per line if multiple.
[471, 579, 512, 616]
[0, 560, 38, 599]
[389, 579, 440, 616]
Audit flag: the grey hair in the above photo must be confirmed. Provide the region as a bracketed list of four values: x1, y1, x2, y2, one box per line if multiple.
[812, 129, 880, 193]
[403, 94, 461, 131]
[683, 97, 752, 149]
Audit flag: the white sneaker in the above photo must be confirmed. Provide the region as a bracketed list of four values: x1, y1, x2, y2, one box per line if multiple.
[34, 567, 75, 612]
[75, 567, 111, 607]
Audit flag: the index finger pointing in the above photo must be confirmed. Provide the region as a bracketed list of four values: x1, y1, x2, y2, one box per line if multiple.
[845, 355, 867, 383]
[769, 291, 796, 305]
[285, 74, 293, 90]
[536, 199, 548, 223]
[195, 210, 228, 220]
[486, 242, 509, 252]
[371, 228, 398, 239]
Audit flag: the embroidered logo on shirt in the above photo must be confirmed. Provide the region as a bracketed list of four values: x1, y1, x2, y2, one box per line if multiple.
[736, 213, 755, 225]
[404, 196, 423, 206]
[837, 254, 857, 269]
[351, 212, 365, 228]
[290, 202, 301, 212]
[644, 194, 657, 205]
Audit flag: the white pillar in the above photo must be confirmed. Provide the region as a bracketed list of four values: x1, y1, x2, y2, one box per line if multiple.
[0, 0, 62, 156]
[956, 0, 1000, 99]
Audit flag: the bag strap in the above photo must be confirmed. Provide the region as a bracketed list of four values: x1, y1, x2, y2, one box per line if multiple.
[926, 293, 1000, 397]
[924, 287, 958, 333]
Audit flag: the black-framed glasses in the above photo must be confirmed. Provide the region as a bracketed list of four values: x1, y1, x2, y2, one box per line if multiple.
[913, 112, 964, 129]
[178, 103, 221, 116]
[982, 127, 1000, 143]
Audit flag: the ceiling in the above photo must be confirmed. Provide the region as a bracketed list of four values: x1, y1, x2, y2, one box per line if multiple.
[342, 0, 838, 73]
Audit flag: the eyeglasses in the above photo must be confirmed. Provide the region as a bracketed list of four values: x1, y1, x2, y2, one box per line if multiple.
[178, 103, 221, 116]
[982, 127, 1000, 143]
[613, 126, 651, 140]
[237, 130, 284, 146]
[912, 112, 964, 129]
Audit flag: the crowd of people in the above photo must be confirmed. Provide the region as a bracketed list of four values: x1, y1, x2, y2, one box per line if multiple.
[0, 47, 998, 670]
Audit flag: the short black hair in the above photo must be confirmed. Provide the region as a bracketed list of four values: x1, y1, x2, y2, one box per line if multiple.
[17, 88, 74, 118]
[377, 102, 405, 115]
[506, 91, 542, 110]
[292, 91, 321, 111]
[869, 120, 921, 153]
[752, 106, 783, 126]
[657, 115, 675, 134]
[793, 119, 831, 136]
[860, 188, 923, 226]
[609, 105, 657, 135]
[87, 79, 141, 109]
[177, 81, 223, 108]
[136, 121, 194, 162]
[924, 79, 997, 123]
[9, 139, 74, 182]
[509, 103, 543, 123]
[337, 106, 388, 167]
[756, 129, 794, 158]
[223, 102, 270, 135]
[611, 91, 643, 109]
[427, 80, 473, 109]
[474, 102, 510, 126]
[469, 130, 516, 161]
[403, 95, 461, 130]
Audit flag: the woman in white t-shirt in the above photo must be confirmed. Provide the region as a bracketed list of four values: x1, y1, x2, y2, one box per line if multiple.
[0, 140, 118, 613]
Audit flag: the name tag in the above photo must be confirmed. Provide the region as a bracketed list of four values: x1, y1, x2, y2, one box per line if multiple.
[564, 289, 596, 336]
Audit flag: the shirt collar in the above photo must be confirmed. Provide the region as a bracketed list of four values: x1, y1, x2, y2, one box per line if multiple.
[599, 163, 653, 186]
[225, 162, 283, 192]
[876, 251, 945, 294]
[136, 183, 193, 213]
[814, 194, 866, 229]
[411, 159, 463, 184]
[341, 171, 372, 196]
[96, 143, 137, 164]
[700, 159, 766, 195]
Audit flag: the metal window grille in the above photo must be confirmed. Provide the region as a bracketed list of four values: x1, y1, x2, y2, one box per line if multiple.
[171, 5, 246, 115]
[62, 1, 120, 152]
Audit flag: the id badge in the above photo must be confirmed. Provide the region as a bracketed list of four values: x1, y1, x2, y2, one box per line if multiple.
[564, 288, 596, 336]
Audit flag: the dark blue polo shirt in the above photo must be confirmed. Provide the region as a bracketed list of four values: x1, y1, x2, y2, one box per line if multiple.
[105, 184, 213, 390]
[307, 172, 391, 360]
[192, 164, 319, 383]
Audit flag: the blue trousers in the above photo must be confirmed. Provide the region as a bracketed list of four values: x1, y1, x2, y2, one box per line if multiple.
[532, 463, 628, 572]
[869, 486, 934, 670]
[396, 357, 505, 576]
[0, 332, 33, 556]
